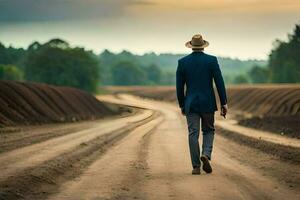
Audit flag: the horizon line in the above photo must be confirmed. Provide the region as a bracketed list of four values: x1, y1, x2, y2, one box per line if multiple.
[0, 40, 268, 61]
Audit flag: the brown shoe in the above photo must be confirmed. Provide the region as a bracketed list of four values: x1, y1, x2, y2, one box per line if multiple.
[200, 155, 212, 173]
[192, 167, 201, 175]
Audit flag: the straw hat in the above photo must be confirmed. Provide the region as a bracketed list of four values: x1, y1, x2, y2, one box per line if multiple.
[185, 34, 209, 49]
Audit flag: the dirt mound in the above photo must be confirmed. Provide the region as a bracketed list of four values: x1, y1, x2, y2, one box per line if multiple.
[0, 81, 124, 127]
[227, 85, 300, 138]
[238, 115, 300, 139]
[227, 84, 300, 117]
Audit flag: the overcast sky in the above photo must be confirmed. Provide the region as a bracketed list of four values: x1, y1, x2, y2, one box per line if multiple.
[0, 0, 299, 59]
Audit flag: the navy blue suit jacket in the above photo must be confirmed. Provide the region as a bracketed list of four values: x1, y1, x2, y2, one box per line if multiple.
[176, 51, 227, 114]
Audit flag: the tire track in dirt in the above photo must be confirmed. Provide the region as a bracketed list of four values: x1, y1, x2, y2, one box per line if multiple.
[99, 94, 300, 200]
[215, 126, 300, 164]
[0, 126, 82, 153]
[0, 110, 160, 200]
[0, 110, 137, 154]
[108, 117, 165, 200]
[215, 134, 300, 192]
[47, 114, 164, 200]
[0, 110, 152, 181]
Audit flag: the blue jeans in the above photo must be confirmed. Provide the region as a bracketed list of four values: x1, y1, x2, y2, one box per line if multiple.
[186, 112, 215, 168]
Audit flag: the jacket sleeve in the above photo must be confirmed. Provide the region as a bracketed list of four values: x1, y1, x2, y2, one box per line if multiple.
[176, 60, 185, 109]
[212, 57, 227, 106]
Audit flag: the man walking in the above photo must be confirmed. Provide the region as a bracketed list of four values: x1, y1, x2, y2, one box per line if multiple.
[176, 34, 228, 175]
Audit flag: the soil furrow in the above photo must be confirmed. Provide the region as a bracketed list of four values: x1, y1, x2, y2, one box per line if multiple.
[0, 110, 160, 200]
[217, 127, 300, 164]
[0, 110, 135, 154]
[0, 110, 153, 183]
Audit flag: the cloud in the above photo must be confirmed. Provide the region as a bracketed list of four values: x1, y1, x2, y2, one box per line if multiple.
[0, 0, 152, 22]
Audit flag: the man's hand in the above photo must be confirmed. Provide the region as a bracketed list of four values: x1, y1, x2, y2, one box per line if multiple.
[181, 107, 186, 116]
[221, 104, 228, 118]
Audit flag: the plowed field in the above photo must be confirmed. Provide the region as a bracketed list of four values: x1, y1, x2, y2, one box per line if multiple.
[0, 81, 128, 127]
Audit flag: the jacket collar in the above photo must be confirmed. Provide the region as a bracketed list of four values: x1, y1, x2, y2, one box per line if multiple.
[192, 51, 204, 54]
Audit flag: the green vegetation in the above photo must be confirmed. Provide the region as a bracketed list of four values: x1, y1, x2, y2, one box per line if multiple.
[0, 23, 298, 90]
[111, 61, 146, 85]
[0, 64, 23, 80]
[0, 40, 268, 88]
[145, 64, 162, 85]
[268, 24, 300, 83]
[98, 50, 174, 85]
[98, 50, 266, 85]
[24, 39, 100, 92]
[233, 74, 249, 84]
[248, 65, 269, 83]
[247, 23, 300, 84]
[0, 39, 100, 92]
[0, 42, 25, 81]
[0, 42, 25, 66]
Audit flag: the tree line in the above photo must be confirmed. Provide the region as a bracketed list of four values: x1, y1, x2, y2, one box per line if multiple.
[0, 23, 299, 93]
[98, 50, 174, 86]
[0, 39, 173, 91]
[1, 39, 100, 92]
[235, 23, 300, 84]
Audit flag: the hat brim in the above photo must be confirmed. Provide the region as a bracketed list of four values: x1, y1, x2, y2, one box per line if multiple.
[185, 40, 209, 49]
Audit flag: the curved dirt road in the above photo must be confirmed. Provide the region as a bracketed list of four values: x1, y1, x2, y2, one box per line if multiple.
[47, 94, 299, 200]
[0, 94, 299, 200]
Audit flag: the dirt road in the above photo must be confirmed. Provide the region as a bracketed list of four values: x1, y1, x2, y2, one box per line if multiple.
[1, 94, 299, 200]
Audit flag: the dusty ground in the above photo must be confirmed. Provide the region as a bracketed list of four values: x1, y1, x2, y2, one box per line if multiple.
[0, 109, 137, 154]
[0, 107, 155, 199]
[0, 94, 299, 200]
[48, 95, 299, 200]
